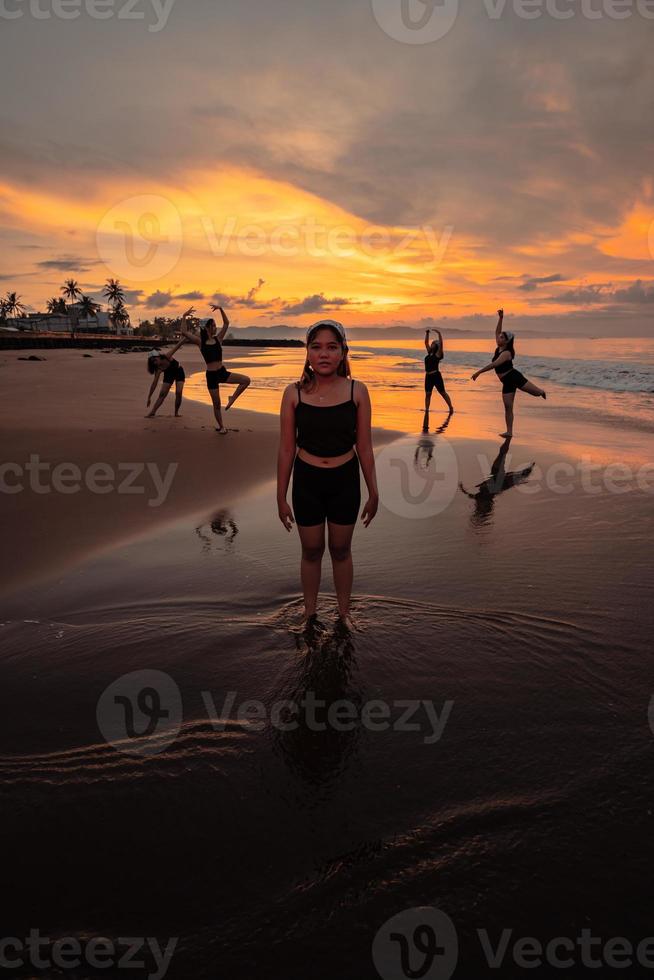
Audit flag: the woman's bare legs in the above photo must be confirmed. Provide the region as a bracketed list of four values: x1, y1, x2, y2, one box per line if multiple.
[225, 372, 252, 411]
[209, 388, 228, 433]
[521, 380, 547, 399]
[174, 380, 184, 417]
[439, 388, 454, 412]
[500, 391, 515, 438]
[297, 523, 325, 619]
[327, 521, 356, 620]
[146, 383, 172, 417]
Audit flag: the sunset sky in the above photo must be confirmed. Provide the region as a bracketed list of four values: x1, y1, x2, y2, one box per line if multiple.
[1, 0, 653, 333]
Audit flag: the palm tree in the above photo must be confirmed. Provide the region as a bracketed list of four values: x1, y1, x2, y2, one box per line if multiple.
[60, 279, 82, 338]
[47, 297, 67, 315]
[4, 291, 26, 327]
[78, 295, 100, 329]
[112, 301, 131, 334]
[103, 278, 125, 307]
[103, 279, 128, 334]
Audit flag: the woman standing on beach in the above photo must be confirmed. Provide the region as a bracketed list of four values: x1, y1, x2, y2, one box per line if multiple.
[471, 309, 546, 437]
[424, 328, 454, 413]
[277, 320, 379, 629]
[179, 306, 251, 434]
[145, 338, 187, 418]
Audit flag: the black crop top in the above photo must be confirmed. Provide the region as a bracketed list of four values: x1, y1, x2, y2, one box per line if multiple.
[425, 352, 442, 373]
[492, 346, 513, 376]
[200, 328, 222, 364]
[296, 379, 358, 457]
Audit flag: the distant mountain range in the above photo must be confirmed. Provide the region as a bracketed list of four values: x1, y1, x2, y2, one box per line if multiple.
[226, 324, 582, 341]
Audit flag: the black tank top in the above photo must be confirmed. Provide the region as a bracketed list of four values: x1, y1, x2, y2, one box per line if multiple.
[493, 346, 513, 376]
[296, 379, 357, 457]
[200, 328, 222, 364]
[425, 353, 442, 373]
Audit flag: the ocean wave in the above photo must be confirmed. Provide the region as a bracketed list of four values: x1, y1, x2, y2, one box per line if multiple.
[378, 348, 654, 393]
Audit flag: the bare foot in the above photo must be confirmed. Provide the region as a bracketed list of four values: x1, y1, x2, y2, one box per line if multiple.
[337, 611, 357, 632]
[541, 392, 547, 400]
[145, 413, 156, 418]
[499, 431, 513, 438]
[215, 426, 229, 435]
[225, 396, 236, 411]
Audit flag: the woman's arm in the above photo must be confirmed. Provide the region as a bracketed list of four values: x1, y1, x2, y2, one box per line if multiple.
[179, 307, 201, 346]
[212, 305, 230, 342]
[424, 329, 431, 352]
[472, 352, 509, 380]
[165, 338, 186, 359]
[354, 382, 379, 527]
[435, 329, 444, 357]
[495, 308, 504, 340]
[277, 385, 298, 531]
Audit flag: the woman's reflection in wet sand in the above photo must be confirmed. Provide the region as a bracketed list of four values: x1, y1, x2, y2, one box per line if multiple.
[269, 619, 363, 799]
[459, 437, 534, 528]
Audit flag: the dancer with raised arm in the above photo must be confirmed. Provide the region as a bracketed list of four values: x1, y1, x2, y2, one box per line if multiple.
[471, 309, 546, 437]
[277, 320, 379, 630]
[179, 305, 251, 434]
[424, 328, 454, 413]
[145, 338, 187, 418]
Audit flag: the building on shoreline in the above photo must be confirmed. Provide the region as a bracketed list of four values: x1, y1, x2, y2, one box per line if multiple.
[13, 303, 133, 336]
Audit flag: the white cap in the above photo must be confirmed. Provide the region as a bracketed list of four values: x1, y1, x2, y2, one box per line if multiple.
[148, 349, 162, 358]
[503, 330, 515, 342]
[306, 319, 347, 344]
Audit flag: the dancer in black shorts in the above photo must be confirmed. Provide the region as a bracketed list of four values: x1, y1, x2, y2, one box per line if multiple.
[471, 308, 546, 437]
[424, 328, 453, 413]
[277, 319, 379, 628]
[179, 306, 251, 434]
[146, 338, 187, 417]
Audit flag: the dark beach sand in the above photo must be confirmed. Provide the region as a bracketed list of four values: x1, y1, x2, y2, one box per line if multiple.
[1, 345, 654, 978]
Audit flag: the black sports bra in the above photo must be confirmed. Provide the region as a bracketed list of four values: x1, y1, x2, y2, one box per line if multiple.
[493, 346, 513, 376]
[425, 352, 442, 373]
[296, 379, 358, 458]
[200, 328, 222, 364]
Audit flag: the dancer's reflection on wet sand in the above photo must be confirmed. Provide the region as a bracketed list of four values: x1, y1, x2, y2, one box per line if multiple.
[415, 413, 453, 470]
[195, 511, 239, 552]
[459, 437, 534, 528]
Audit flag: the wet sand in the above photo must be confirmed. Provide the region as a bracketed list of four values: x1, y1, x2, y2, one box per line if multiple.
[0, 346, 400, 594]
[2, 342, 654, 978]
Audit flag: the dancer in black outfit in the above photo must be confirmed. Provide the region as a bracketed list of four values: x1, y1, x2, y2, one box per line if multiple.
[145, 338, 187, 417]
[277, 319, 379, 628]
[471, 309, 546, 437]
[424, 328, 454, 413]
[179, 305, 251, 434]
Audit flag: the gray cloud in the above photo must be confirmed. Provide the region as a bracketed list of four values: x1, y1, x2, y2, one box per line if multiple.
[212, 279, 271, 309]
[36, 256, 99, 272]
[277, 293, 353, 317]
[518, 273, 567, 292]
[144, 290, 174, 309]
[544, 279, 654, 305]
